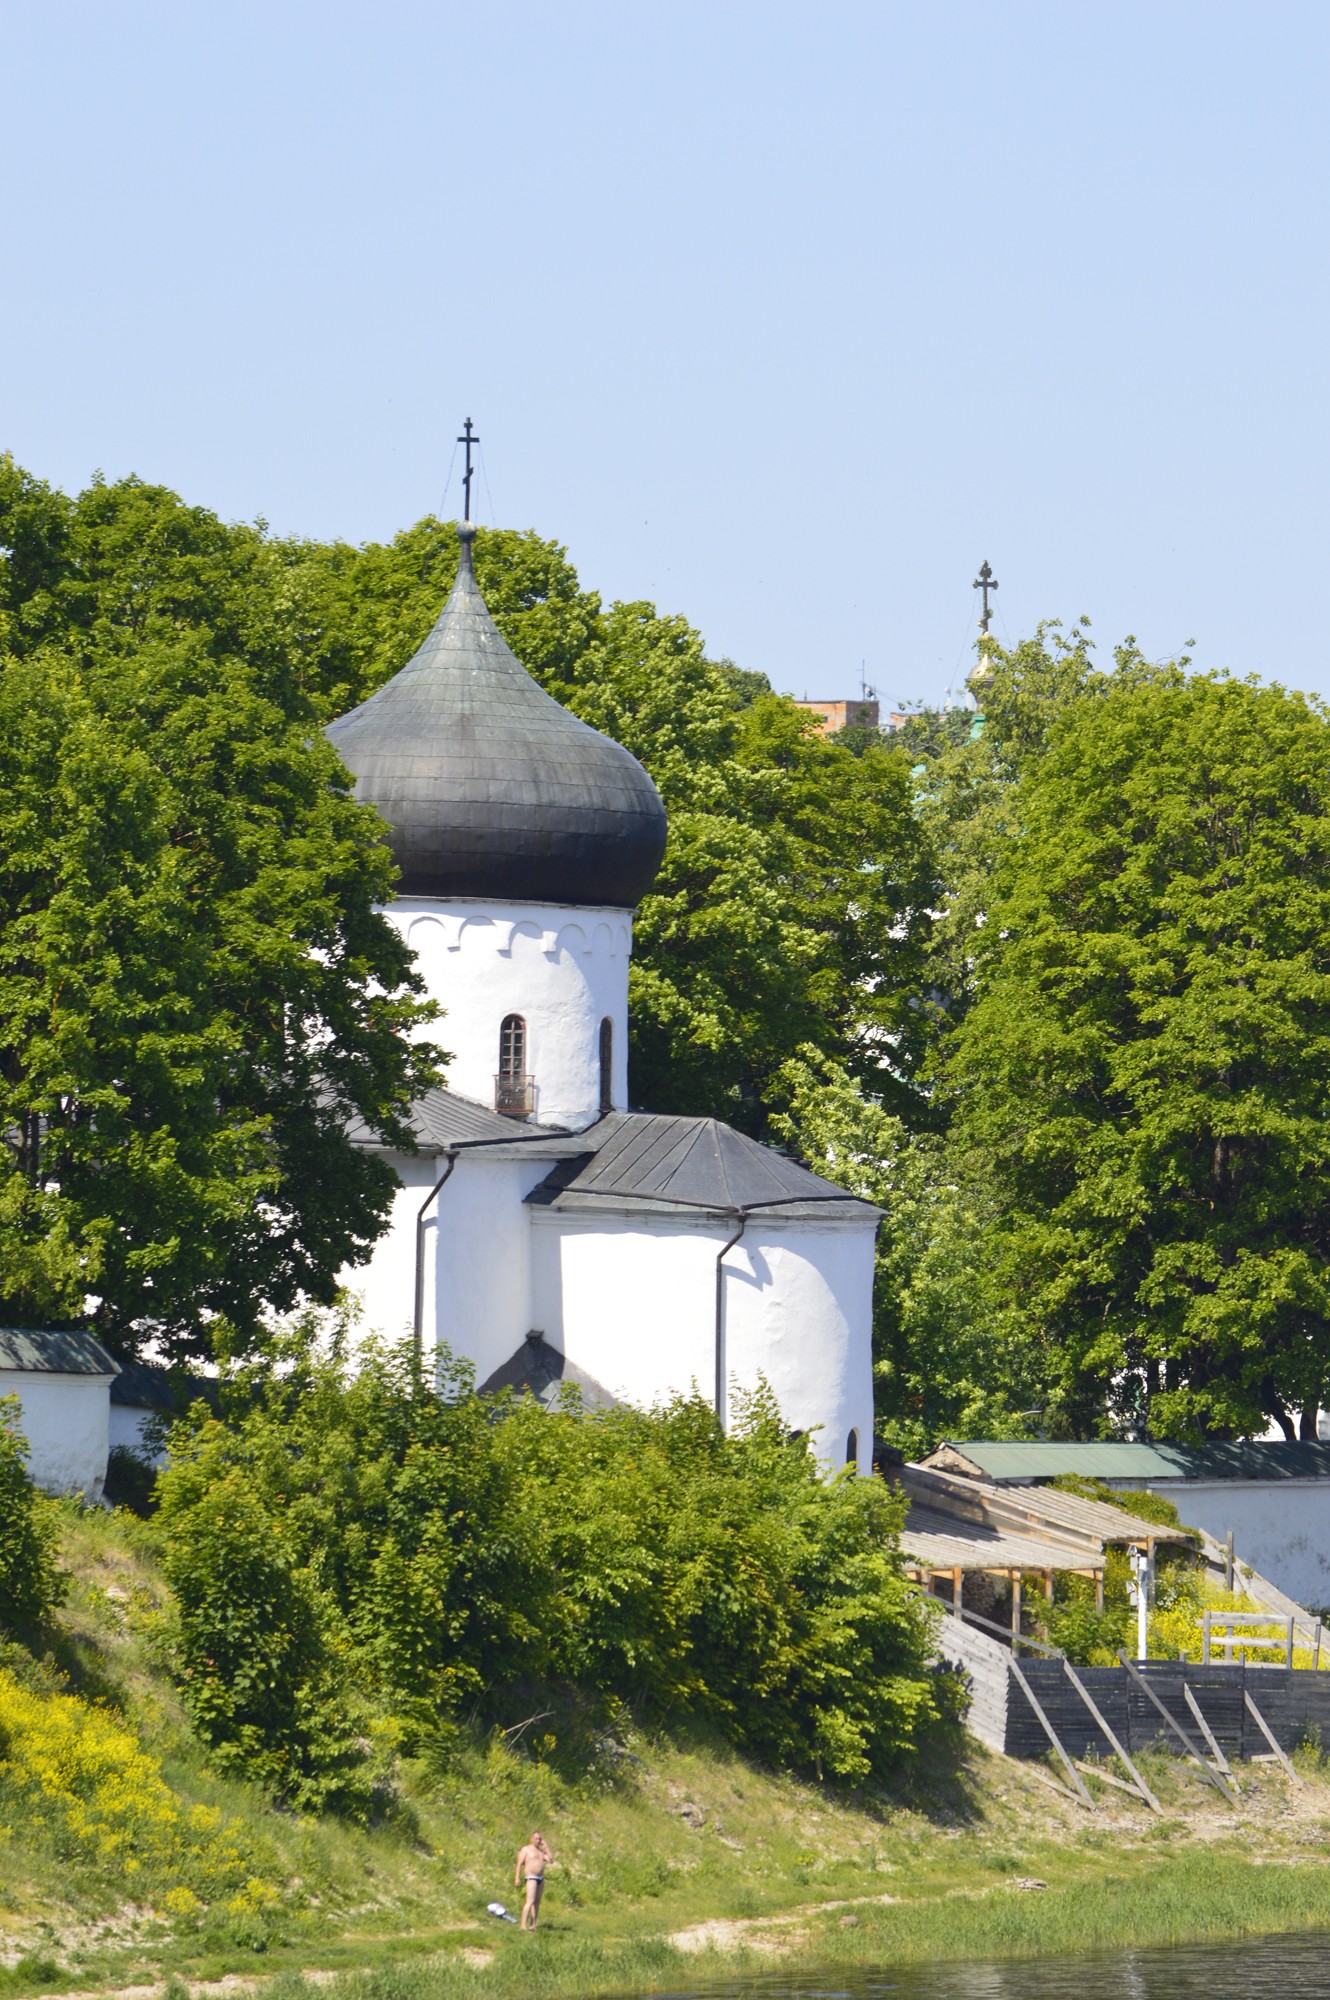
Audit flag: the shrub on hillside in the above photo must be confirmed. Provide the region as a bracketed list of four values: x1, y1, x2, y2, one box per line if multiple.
[0, 1397, 64, 1631]
[156, 1334, 956, 1793]
[0, 1666, 263, 1905]
[159, 1469, 368, 1814]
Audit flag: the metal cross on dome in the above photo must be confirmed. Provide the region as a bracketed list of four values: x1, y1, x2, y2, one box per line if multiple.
[973, 559, 999, 634]
[457, 417, 481, 523]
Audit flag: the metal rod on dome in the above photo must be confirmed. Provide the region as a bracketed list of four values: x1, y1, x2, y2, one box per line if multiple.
[457, 418, 480, 523]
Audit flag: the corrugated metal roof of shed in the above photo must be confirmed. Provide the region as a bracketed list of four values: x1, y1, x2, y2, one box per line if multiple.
[901, 1507, 1103, 1575]
[929, 1439, 1330, 1483]
[0, 1328, 120, 1377]
[927, 1441, 1186, 1481]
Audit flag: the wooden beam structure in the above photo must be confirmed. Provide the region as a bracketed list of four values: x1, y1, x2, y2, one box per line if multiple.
[1007, 1657, 1096, 1809]
[1118, 1654, 1237, 1805]
[1061, 1661, 1163, 1814]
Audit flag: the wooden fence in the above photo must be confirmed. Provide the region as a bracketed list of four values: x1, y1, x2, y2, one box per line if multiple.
[1005, 1657, 1330, 1762]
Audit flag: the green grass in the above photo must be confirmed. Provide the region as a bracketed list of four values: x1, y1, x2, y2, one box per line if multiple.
[4, 1506, 1330, 1999]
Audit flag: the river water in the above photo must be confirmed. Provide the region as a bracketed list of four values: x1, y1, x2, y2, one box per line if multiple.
[622, 1929, 1330, 1998]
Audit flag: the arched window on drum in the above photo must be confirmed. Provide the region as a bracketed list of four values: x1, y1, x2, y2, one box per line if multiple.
[599, 1017, 614, 1114]
[845, 1428, 859, 1470]
[495, 1014, 533, 1117]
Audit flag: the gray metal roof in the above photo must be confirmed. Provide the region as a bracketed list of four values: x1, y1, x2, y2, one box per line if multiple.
[927, 1439, 1330, 1484]
[110, 1361, 219, 1411]
[477, 1332, 621, 1410]
[326, 524, 668, 908]
[524, 1111, 879, 1219]
[0, 1328, 120, 1377]
[346, 1084, 583, 1157]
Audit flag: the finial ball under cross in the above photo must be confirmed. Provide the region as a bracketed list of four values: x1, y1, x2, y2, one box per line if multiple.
[973, 559, 999, 634]
[457, 417, 481, 523]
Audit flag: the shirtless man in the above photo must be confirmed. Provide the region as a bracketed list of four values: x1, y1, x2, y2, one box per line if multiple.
[514, 1831, 552, 1930]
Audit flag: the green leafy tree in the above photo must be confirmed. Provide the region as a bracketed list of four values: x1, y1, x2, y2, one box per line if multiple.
[0, 461, 441, 1359]
[157, 1457, 365, 1812]
[0, 1397, 64, 1631]
[948, 669, 1330, 1440]
[912, 621, 1109, 1017]
[773, 1050, 1047, 1453]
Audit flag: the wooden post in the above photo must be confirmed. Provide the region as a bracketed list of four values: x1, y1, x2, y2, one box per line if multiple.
[952, 1566, 963, 1614]
[1183, 1683, 1240, 1791]
[1095, 1569, 1104, 1614]
[1007, 1657, 1096, 1809]
[1314, 1619, 1322, 1671]
[1244, 1689, 1302, 1783]
[1224, 1529, 1234, 1590]
[1118, 1654, 1237, 1805]
[1062, 1661, 1163, 1814]
[1044, 1569, 1055, 1603]
[1010, 1570, 1022, 1644]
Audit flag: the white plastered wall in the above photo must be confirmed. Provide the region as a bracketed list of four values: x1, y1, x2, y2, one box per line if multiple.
[529, 1210, 876, 1471]
[1, 1369, 112, 1500]
[1115, 1478, 1330, 1611]
[345, 1148, 553, 1387]
[384, 898, 632, 1131]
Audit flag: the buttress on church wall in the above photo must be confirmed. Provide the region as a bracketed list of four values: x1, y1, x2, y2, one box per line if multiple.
[387, 898, 632, 1132]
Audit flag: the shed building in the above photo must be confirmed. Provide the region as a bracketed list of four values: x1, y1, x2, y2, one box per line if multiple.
[924, 1440, 1330, 1609]
[0, 1328, 119, 1501]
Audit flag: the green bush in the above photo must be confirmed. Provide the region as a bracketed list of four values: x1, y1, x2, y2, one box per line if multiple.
[103, 1443, 157, 1516]
[0, 1396, 64, 1632]
[155, 1333, 954, 1794]
[158, 1465, 367, 1814]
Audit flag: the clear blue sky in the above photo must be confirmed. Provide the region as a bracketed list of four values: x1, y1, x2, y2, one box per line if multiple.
[4, 1, 1327, 707]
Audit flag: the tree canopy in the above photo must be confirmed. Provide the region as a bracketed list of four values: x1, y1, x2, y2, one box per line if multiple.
[156, 1329, 954, 1808]
[12, 451, 1330, 1444]
[945, 667, 1330, 1441]
[0, 459, 440, 1360]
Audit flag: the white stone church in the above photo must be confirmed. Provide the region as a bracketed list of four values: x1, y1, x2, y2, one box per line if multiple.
[326, 522, 878, 1468]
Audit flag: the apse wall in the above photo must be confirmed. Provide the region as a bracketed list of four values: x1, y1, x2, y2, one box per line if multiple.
[387, 898, 633, 1131]
[528, 1210, 875, 1472]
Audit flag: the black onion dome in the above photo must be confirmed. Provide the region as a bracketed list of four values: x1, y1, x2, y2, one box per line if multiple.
[326, 523, 667, 907]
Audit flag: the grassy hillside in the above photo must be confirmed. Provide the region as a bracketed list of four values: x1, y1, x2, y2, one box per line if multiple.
[5, 1506, 1330, 1999]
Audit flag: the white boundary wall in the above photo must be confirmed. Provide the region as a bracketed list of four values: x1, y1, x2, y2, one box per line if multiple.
[1128, 1478, 1330, 1610]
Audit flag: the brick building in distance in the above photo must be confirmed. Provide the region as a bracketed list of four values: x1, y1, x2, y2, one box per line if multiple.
[791, 696, 907, 736]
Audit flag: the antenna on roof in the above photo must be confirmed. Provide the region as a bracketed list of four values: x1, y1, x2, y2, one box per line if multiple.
[457, 417, 481, 523]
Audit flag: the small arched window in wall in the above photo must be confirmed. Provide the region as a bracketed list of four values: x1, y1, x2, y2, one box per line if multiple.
[495, 1014, 533, 1117]
[599, 1016, 614, 1114]
[846, 1428, 859, 1469]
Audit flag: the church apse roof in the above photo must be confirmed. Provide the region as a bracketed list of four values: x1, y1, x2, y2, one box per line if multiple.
[326, 523, 667, 908]
[524, 1112, 880, 1221]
